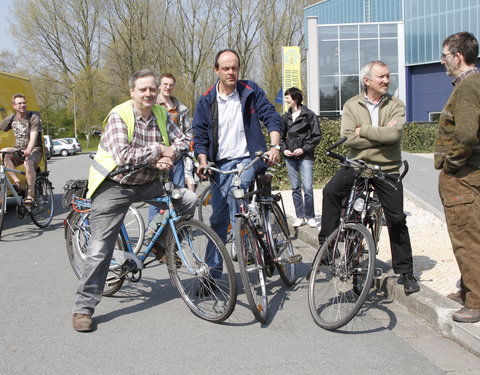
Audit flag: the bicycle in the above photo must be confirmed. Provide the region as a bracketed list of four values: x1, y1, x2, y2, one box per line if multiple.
[308, 137, 408, 331]
[0, 149, 54, 239]
[65, 162, 236, 323]
[205, 152, 302, 323]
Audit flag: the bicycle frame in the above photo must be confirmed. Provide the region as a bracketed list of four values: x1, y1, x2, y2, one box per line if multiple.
[0, 164, 26, 213]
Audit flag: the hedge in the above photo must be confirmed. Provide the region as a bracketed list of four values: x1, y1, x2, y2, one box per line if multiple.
[273, 119, 439, 189]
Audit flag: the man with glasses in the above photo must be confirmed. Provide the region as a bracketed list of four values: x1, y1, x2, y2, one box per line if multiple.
[435, 31, 480, 323]
[0, 94, 42, 204]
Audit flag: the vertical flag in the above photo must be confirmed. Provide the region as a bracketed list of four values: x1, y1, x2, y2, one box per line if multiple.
[282, 46, 302, 113]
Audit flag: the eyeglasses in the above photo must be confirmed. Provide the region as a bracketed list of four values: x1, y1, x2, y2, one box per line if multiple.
[441, 52, 455, 60]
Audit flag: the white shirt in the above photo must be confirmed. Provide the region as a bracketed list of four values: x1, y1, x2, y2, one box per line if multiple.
[216, 86, 249, 161]
[364, 93, 383, 127]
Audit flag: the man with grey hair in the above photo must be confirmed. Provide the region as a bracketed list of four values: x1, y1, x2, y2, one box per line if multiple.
[435, 31, 480, 323]
[72, 69, 197, 332]
[317, 60, 419, 294]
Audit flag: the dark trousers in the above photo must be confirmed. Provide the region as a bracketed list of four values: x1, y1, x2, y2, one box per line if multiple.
[439, 167, 480, 309]
[319, 167, 414, 274]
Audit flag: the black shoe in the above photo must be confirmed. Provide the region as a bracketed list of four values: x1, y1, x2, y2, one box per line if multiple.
[398, 273, 420, 294]
[195, 277, 219, 297]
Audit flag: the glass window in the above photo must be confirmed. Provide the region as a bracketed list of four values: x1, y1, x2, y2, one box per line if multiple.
[341, 76, 360, 108]
[379, 23, 397, 37]
[340, 40, 358, 75]
[388, 74, 399, 97]
[339, 25, 358, 39]
[360, 39, 378, 67]
[318, 40, 339, 75]
[318, 25, 338, 40]
[380, 39, 398, 72]
[429, 112, 441, 121]
[319, 76, 340, 112]
[359, 24, 378, 38]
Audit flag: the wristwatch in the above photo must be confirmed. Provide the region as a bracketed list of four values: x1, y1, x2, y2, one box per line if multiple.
[271, 145, 281, 150]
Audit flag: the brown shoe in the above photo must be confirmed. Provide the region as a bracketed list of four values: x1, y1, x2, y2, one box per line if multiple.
[151, 242, 167, 263]
[447, 291, 465, 305]
[452, 307, 480, 323]
[72, 313, 93, 332]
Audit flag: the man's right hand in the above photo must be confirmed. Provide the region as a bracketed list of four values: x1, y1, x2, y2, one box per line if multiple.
[196, 154, 210, 179]
[160, 145, 175, 159]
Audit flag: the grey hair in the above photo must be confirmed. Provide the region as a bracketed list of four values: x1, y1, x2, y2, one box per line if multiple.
[360, 60, 388, 87]
[128, 69, 160, 89]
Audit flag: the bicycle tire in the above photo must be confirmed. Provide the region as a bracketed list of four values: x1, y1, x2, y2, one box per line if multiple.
[235, 216, 268, 323]
[29, 177, 54, 228]
[308, 223, 376, 331]
[197, 182, 211, 223]
[270, 202, 296, 286]
[65, 211, 133, 297]
[122, 205, 145, 254]
[0, 181, 7, 239]
[166, 219, 237, 323]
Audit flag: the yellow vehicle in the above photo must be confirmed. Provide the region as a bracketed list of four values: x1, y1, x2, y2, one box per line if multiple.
[0, 71, 47, 193]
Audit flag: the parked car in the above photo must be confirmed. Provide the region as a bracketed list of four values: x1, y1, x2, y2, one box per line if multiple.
[43, 135, 54, 160]
[52, 139, 77, 156]
[56, 137, 82, 153]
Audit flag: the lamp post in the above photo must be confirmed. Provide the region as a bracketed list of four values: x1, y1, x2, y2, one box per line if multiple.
[72, 84, 78, 139]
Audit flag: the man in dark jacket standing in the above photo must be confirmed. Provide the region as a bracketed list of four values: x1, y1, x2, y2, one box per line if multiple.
[193, 49, 281, 288]
[435, 32, 480, 323]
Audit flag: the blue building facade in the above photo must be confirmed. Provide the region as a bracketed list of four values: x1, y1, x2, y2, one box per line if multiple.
[305, 0, 480, 121]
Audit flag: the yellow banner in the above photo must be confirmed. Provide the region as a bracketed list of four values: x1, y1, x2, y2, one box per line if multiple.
[282, 46, 302, 113]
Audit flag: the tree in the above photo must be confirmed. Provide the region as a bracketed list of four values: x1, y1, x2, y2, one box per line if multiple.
[10, 0, 105, 144]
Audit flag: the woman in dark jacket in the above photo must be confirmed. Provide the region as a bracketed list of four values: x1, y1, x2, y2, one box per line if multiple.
[280, 87, 322, 228]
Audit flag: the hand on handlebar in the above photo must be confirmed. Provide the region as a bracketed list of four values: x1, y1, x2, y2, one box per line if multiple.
[155, 157, 173, 170]
[264, 148, 280, 165]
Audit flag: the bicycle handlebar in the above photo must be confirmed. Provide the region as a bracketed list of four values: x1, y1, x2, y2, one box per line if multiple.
[326, 137, 409, 184]
[203, 151, 267, 177]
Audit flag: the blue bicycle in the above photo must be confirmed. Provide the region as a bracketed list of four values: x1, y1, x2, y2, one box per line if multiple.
[65, 164, 237, 323]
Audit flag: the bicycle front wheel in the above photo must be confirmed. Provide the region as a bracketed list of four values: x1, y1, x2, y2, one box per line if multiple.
[308, 223, 376, 330]
[65, 211, 126, 296]
[30, 177, 54, 228]
[0, 181, 7, 239]
[235, 216, 268, 323]
[167, 219, 236, 323]
[270, 202, 296, 286]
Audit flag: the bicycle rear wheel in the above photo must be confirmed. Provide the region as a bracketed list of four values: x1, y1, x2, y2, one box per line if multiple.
[123, 205, 145, 254]
[30, 177, 54, 228]
[0, 181, 7, 239]
[65, 211, 127, 296]
[270, 202, 296, 286]
[308, 223, 376, 330]
[235, 216, 268, 323]
[167, 219, 236, 323]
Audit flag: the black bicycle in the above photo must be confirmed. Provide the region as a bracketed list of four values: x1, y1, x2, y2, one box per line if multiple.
[206, 152, 301, 323]
[308, 137, 408, 330]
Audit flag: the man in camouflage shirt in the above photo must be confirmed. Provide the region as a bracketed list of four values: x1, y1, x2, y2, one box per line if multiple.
[0, 94, 42, 203]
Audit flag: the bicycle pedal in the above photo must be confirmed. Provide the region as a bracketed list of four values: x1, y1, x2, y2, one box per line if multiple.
[374, 268, 382, 279]
[285, 254, 303, 264]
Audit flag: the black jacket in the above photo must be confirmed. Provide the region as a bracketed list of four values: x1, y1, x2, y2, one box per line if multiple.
[280, 105, 322, 159]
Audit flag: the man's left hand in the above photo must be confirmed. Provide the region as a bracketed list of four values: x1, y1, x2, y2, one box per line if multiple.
[265, 147, 280, 165]
[155, 157, 173, 170]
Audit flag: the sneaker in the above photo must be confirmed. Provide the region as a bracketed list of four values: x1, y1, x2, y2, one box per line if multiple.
[447, 290, 465, 305]
[307, 218, 317, 228]
[452, 307, 480, 323]
[292, 218, 306, 228]
[72, 313, 93, 332]
[195, 277, 219, 297]
[398, 273, 420, 294]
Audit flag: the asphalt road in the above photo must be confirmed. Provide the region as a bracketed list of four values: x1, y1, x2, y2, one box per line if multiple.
[1, 154, 479, 374]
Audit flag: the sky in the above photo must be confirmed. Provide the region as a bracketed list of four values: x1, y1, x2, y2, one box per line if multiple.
[0, 0, 15, 52]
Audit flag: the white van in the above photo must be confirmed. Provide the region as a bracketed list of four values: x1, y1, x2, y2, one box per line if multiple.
[43, 135, 53, 159]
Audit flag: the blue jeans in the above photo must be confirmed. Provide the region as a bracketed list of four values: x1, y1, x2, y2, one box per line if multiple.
[285, 157, 314, 219]
[207, 157, 256, 278]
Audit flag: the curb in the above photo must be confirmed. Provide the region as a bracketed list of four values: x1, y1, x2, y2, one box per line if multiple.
[289, 217, 480, 357]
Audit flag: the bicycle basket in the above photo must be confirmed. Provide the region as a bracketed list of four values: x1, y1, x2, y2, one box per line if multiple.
[62, 179, 88, 209]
